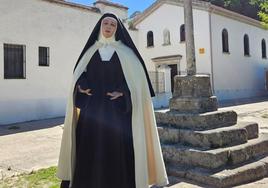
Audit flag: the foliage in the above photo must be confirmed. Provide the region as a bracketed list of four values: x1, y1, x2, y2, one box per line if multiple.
[249, 0, 268, 28]
[0, 166, 61, 188]
[201, 0, 265, 26]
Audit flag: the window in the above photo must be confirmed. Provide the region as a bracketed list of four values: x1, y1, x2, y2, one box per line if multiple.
[39, 46, 50, 66]
[4, 43, 26, 79]
[222, 29, 229, 53]
[163, 29, 171, 45]
[180, 24, 185, 42]
[244, 34, 250, 56]
[147, 31, 154, 47]
[262, 39, 267, 59]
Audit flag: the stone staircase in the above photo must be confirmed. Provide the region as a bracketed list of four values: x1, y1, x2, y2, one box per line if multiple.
[155, 75, 268, 188]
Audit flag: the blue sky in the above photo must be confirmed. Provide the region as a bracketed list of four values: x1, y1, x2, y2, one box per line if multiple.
[67, 0, 155, 16]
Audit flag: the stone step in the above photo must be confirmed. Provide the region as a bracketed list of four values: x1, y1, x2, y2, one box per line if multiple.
[155, 110, 237, 131]
[166, 156, 268, 188]
[158, 121, 258, 149]
[169, 96, 218, 113]
[162, 134, 268, 169]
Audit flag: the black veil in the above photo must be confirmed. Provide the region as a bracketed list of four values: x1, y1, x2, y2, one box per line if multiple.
[73, 13, 155, 97]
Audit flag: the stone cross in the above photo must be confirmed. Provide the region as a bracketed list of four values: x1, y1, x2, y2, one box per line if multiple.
[184, 0, 196, 76]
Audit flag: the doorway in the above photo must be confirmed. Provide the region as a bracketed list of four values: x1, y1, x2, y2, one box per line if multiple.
[168, 64, 178, 93]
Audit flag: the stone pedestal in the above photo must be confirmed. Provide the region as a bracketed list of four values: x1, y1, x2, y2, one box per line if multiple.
[156, 75, 268, 188]
[169, 75, 217, 113]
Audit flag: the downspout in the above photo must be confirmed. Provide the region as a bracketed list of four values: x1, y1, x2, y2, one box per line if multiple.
[209, 5, 215, 94]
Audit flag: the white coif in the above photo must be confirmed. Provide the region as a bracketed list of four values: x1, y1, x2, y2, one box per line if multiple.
[98, 44, 115, 61]
[97, 19, 117, 62]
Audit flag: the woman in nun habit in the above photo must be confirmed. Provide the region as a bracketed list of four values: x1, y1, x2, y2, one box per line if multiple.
[56, 13, 169, 188]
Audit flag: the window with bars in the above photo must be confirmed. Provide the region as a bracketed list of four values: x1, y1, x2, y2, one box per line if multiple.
[4, 43, 26, 79]
[244, 34, 250, 56]
[147, 31, 154, 47]
[39, 46, 50, 66]
[222, 29, 229, 53]
[180, 24, 185, 42]
[262, 39, 267, 59]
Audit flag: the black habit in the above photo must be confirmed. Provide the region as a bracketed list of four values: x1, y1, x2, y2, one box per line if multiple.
[70, 49, 136, 188]
[59, 13, 167, 188]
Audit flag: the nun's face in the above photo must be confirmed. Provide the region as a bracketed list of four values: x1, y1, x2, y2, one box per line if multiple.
[101, 17, 117, 38]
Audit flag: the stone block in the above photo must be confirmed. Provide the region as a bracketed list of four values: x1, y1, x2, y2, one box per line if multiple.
[162, 144, 229, 169]
[158, 126, 180, 144]
[169, 96, 218, 113]
[243, 121, 259, 139]
[162, 134, 268, 169]
[227, 134, 268, 165]
[179, 124, 248, 149]
[167, 156, 268, 188]
[156, 110, 237, 131]
[173, 75, 213, 98]
[158, 122, 259, 148]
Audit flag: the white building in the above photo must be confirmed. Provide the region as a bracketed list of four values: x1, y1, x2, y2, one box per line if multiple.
[0, 0, 268, 124]
[131, 0, 268, 107]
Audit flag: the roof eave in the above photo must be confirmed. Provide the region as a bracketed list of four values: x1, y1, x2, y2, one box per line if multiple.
[132, 0, 265, 30]
[41, 0, 100, 13]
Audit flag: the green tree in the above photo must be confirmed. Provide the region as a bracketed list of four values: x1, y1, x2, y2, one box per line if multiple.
[224, 0, 268, 28]
[250, 0, 268, 28]
[202, 0, 260, 20]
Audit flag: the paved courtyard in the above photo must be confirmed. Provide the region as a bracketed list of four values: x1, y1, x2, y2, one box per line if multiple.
[1, 100, 268, 187]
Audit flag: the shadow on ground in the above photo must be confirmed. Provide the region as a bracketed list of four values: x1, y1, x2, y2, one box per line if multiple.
[0, 117, 64, 136]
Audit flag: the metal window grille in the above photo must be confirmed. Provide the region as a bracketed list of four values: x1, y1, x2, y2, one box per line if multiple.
[39, 46, 50, 66]
[244, 34, 250, 56]
[147, 31, 154, 47]
[180, 24, 185, 42]
[262, 39, 267, 59]
[4, 43, 26, 79]
[222, 29, 229, 53]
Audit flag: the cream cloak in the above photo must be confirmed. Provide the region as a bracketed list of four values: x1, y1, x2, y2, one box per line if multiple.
[56, 39, 169, 188]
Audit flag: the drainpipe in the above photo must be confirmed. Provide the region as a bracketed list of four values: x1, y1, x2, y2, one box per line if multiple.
[209, 5, 216, 94]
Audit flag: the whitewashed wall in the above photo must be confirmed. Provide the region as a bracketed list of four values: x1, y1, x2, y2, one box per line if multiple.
[211, 13, 268, 101]
[135, 4, 212, 73]
[2, 0, 268, 124]
[0, 0, 101, 124]
[135, 3, 212, 107]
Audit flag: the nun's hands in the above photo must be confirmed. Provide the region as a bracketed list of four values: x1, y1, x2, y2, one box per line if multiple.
[78, 85, 92, 96]
[106, 91, 123, 100]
